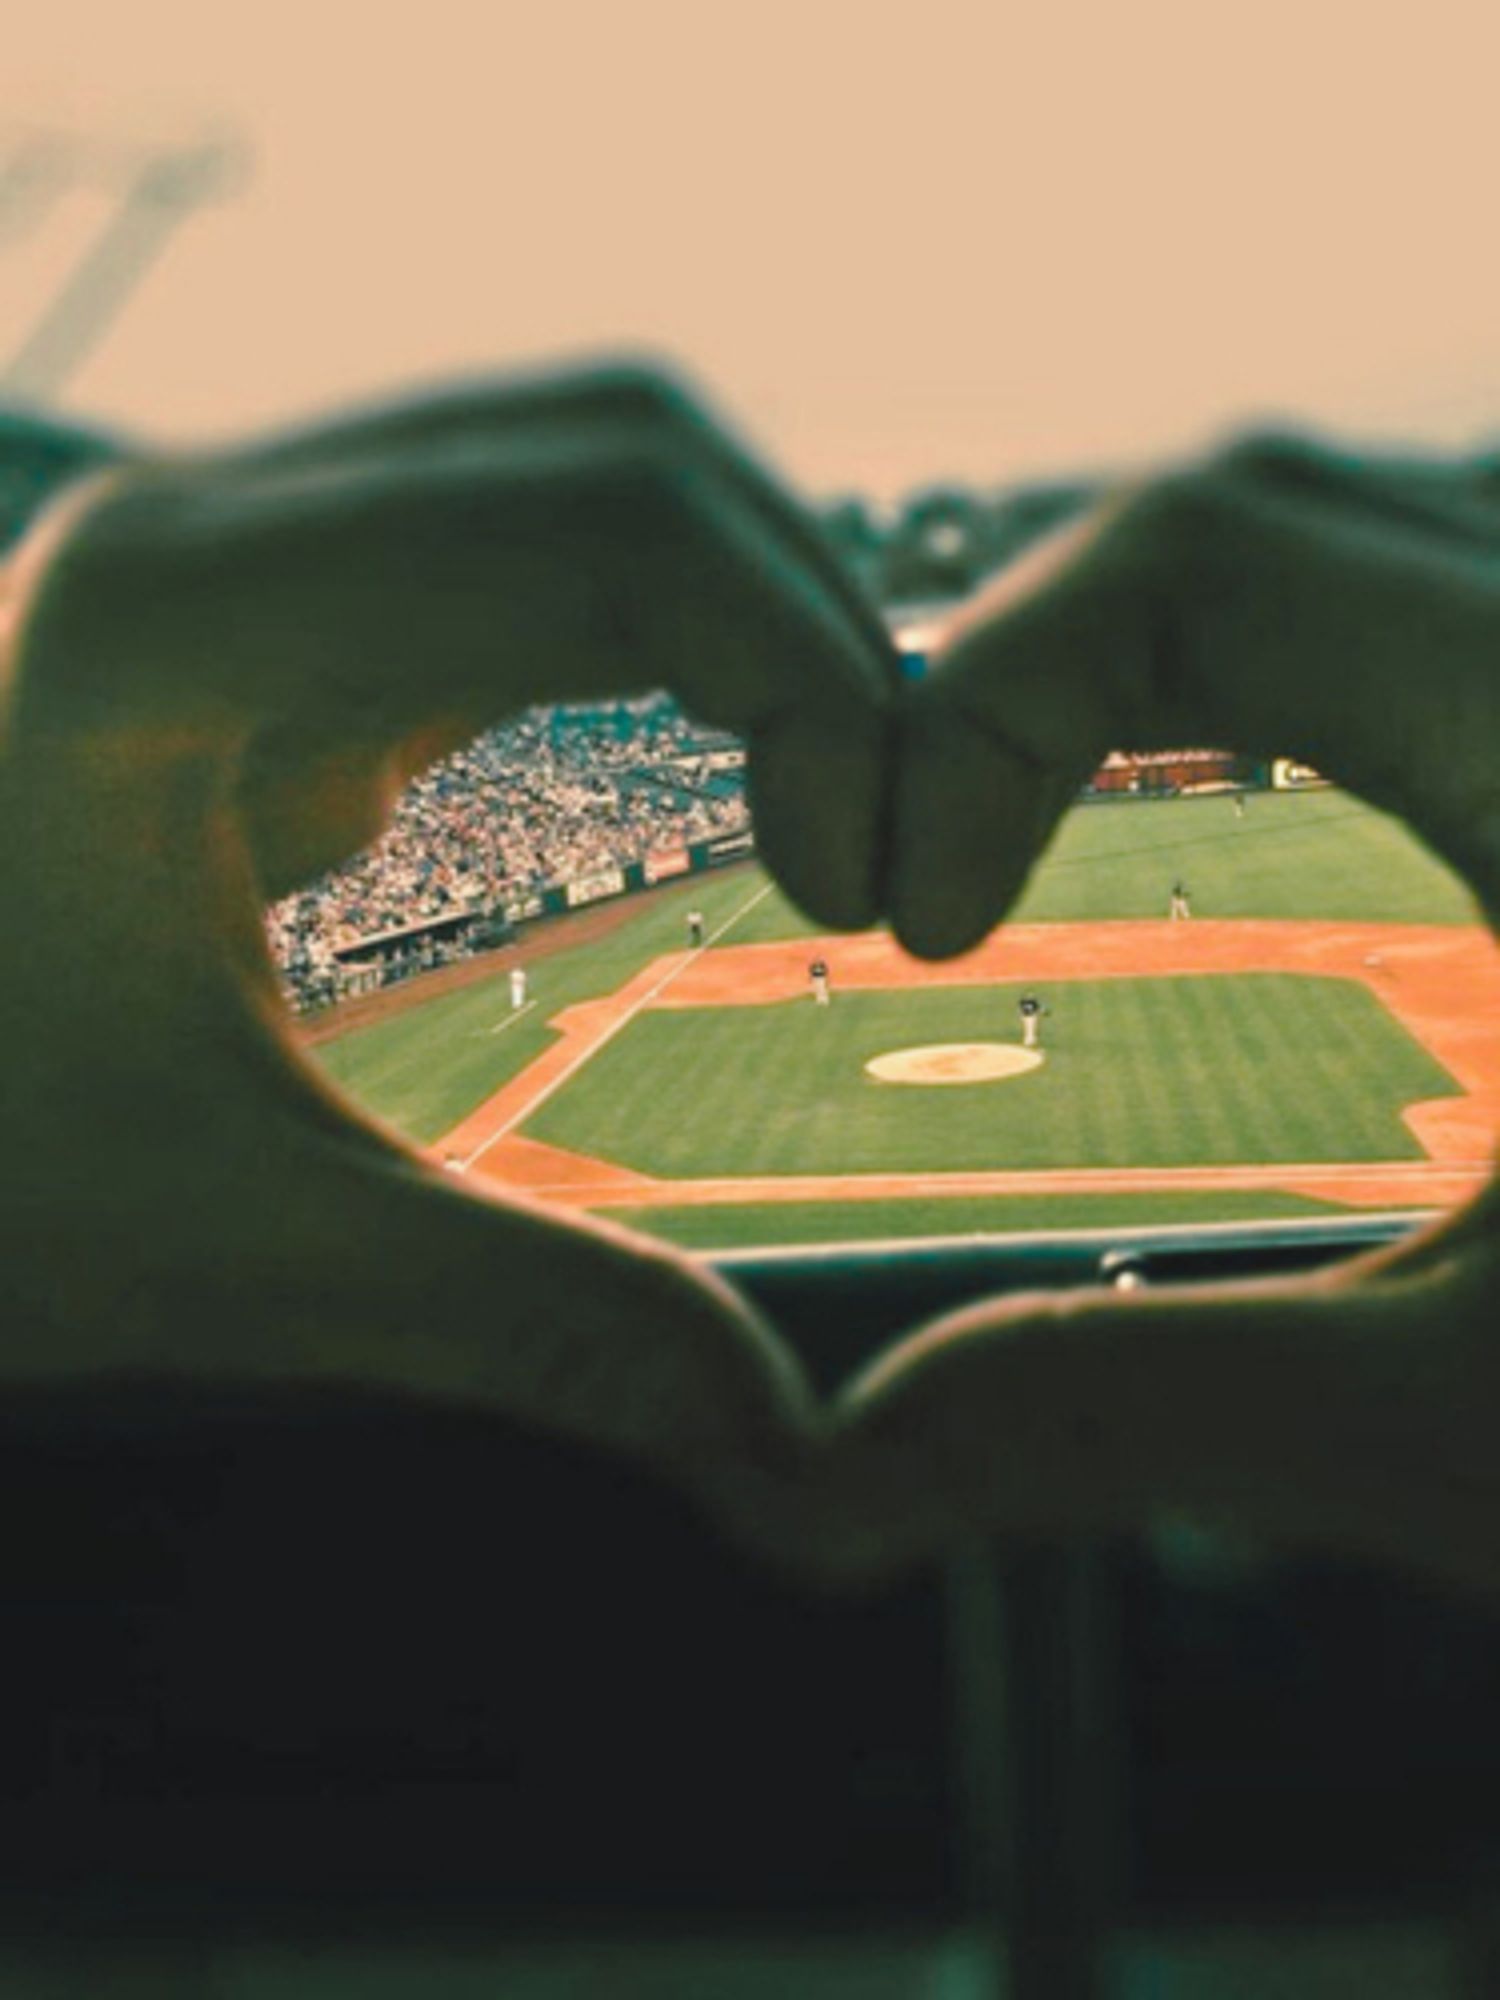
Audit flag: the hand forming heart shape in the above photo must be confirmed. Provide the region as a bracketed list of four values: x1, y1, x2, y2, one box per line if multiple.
[4, 368, 1500, 1598]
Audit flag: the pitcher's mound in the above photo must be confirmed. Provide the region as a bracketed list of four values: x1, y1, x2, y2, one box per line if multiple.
[865, 1042, 1044, 1085]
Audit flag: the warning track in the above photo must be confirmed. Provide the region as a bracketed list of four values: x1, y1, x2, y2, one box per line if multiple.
[434, 921, 1500, 1213]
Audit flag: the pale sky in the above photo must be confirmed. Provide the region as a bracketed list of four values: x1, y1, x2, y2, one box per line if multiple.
[5, 0, 1500, 500]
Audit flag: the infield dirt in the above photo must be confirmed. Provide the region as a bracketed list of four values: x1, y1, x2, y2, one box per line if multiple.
[433, 920, 1500, 1214]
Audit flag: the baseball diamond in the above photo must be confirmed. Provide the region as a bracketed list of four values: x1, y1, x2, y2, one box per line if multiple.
[310, 794, 1500, 1245]
[521, 971, 1448, 1177]
[439, 926, 1494, 1205]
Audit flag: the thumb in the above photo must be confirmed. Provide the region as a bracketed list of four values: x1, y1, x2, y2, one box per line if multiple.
[820, 1231, 1500, 1598]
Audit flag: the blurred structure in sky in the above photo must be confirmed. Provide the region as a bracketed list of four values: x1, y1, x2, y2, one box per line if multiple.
[0, 123, 244, 404]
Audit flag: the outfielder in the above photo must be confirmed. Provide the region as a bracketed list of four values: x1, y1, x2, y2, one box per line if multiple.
[808, 957, 830, 1006]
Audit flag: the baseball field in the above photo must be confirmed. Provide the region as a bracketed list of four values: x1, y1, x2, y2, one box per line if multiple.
[307, 790, 1500, 1249]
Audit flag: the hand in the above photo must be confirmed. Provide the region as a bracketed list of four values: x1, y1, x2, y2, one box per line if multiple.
[0, 363, 896, 1540]
[823, 437, 1500, 1596]
[21, 363, 894, 924]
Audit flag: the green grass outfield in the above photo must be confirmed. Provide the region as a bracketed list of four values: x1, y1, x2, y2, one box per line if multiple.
[313, 867, 765, 1141]
[598, 1189, 1370, 1251]
[523, 974, 1459, 1176]
[725, 787, 1480, 940]
[309, 789, 1479, 1240]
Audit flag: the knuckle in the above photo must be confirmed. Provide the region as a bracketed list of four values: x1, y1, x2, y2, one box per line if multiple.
[1211, 428, 1338, 490]
[567, 358, 707, 436]
[1127, 428, 1341, 563]
[589, 435, 703, 535]
[1123, 462, 1251, 571]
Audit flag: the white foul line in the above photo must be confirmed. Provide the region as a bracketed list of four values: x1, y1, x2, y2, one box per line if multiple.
[482, 998, 536, 1036]
[457, 879, 775, 1171]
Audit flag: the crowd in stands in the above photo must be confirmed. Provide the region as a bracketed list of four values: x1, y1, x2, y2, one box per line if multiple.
[265, 696, 748, 1011]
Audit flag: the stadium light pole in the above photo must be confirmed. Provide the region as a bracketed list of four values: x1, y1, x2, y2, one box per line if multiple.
[0, 129, 76, 250]
[1, 131, 246, 404]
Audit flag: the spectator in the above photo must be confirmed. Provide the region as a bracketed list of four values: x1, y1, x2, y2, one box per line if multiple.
[264, 696, 749, 1010]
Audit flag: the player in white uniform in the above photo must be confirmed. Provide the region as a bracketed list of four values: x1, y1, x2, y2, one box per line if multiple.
[509, 965, 528, 1010]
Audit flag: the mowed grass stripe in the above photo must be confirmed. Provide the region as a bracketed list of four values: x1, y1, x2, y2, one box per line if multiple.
[311, 870, 760, 1142]
[598, 1190, 1389, 1252]
[523, 975, 1461, 1177]
[1168, 977, 1249, 1160]
[1225, 980, 1300, 1161]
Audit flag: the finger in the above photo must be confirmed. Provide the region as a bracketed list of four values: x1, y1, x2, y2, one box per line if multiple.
[234, 714, 480, 902]
[886, 508, 1144, 957]
[887, 688, 1052, 959]
[21, 396, 892, 733]
[17, 414, 896, 922]
[22, 401, 895, 731]
[1079, 446, 1500, 899]
[1205, 433, 1500, 561]
[748, 694, 888, 933]
[232, 358, 895, 667]
[1175, 443, 1500, 913]
[8, 390, 894, 1042]
[892, 445, 1500, 946]
[652, 471, 891, 932]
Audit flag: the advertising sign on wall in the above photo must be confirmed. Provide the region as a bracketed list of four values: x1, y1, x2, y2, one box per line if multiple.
[1271, 758, 1330, 790]
[644, 847, 691, 884]
[704, 831, 755, 863]
[565, 867, 627, 909]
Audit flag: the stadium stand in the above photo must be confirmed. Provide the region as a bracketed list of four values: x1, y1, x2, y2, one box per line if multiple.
[265, 698, 749, 1010]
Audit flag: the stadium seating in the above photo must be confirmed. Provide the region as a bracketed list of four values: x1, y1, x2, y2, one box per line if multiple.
[266, 701, 749, 1011]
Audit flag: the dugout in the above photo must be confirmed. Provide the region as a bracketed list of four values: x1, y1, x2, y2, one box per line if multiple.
[332, 906, 515, 984]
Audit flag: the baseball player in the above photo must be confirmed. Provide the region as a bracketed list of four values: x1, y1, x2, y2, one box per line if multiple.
[1018, 993, 1046, 1048]
[808, 957, 830, 1006]
[509, 964, 528, 1011]
[687, 908, 705, 949]
[1169, 880, 1192, 920]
